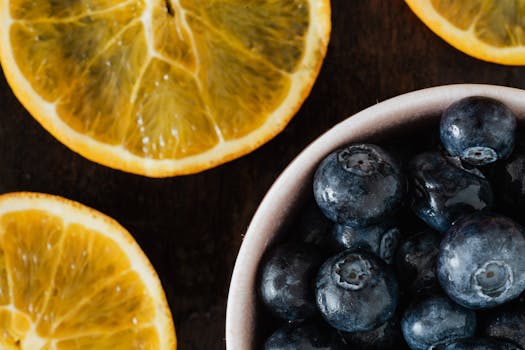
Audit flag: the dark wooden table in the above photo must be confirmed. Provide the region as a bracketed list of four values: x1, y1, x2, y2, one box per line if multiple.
[2, 1, 525, 349]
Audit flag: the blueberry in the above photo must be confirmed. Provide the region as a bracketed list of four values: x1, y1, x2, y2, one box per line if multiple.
[409, 151, 493, 232]
[333, 221, 400, 264]
[401, 295, 476, 350]
[313, 144, 405, 226]
[440, 96, 517, 166]
[481, 307, 525, 348]
[263, 320, 346, 350]
[259, 243, 322, 321]
[395, 229, 441, 295]
[443, 338, 521, 350]
[340, 313, 405, 350]
[315, 250, 398, 332]
[437, 213, 525, 309]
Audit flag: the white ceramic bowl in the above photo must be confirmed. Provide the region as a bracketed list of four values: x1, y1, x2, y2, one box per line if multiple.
[225, 84, 525, 350]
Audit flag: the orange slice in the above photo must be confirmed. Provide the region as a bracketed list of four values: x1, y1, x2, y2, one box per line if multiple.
[405, 0, 525, 65]
[0, 192, 176, 349]
[0, 0, 331, 177]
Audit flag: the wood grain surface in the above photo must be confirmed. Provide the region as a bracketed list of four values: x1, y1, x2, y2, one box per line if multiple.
[2, 1, 525, 349]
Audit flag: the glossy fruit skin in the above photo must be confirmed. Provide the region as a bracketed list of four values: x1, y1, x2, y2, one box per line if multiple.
[437, 212, 525, 309]
[315, 250, 399, 332]
[481, 308, 525, 349]
[263, 320, 346, 350]
[313, 144, 405, 227]
[395, 229, 441, 295]
[259, 243, 322, 321]
[443, 338, 521, 350]
[440, 96, 517, 166]
[409, 151, 493, 232]
[401, 295, 476, 350]
[333, 221, 400, 264]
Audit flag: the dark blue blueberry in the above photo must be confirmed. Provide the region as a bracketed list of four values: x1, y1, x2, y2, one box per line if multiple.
[395, 229, 441, 295]
[340, 313, 405, 350]
[315, 250, 398, 332]
[259, 243, 322, 321]
[401, 295, 476, 350]
[263, 320, 346, 350]
[313, 144, 405, 226]
[409, 151, 493, 232]
[440, 96, 517, 166]
[481, 308, 525, 348]
[437, 213, 525, 309]
[444, 338, 520, 350]
[333, 220, 400, 264]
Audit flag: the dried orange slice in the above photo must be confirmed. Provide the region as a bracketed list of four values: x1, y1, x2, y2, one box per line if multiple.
[0, 0, 331, 177]
[405, 0, 525, 65]
[0, 192, 176, 349]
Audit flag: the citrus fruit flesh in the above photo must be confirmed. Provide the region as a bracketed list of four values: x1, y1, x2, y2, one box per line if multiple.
[0, 0, 331, 177]
[0, 192, 176, 349]
[405, 0, 525, 65]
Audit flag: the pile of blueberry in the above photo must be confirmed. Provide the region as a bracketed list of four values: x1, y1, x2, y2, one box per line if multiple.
[258, 96, 525, 350]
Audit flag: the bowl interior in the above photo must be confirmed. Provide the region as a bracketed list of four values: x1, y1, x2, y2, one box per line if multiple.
[226, 84, 525, 350]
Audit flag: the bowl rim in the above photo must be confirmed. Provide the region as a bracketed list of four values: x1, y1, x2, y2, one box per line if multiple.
[225, 83, 525, 350]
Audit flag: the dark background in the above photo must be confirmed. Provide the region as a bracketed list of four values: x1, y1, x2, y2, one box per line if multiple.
[2, 1, 525, 349]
